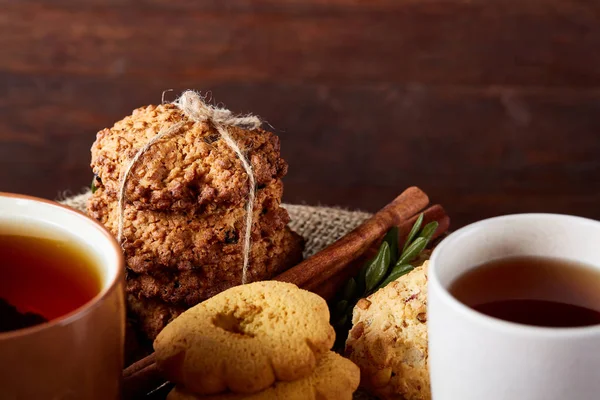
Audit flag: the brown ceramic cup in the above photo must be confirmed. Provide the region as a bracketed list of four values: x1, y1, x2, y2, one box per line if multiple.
[0, 193, 125, 399]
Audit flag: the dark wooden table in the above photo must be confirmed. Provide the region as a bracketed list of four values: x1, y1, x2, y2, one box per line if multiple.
[2, 0, 599, 227]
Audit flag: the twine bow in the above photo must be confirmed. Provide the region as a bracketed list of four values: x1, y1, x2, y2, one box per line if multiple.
[117, 90, 261, 284]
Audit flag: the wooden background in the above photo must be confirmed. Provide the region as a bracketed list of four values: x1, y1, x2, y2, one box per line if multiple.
[1, 0, 599, 227]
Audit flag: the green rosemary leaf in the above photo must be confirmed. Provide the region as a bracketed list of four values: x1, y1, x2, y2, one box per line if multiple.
[383, 226, 399, 265]
[392, 262, 416, 276]
[419, 221, 439, 244]
[375, 263, 415, 291]
[335, 300, 348, 315]
[402, 213, 424, 253]
[365, 241, 391, 292]
[91, 176, 98, 194]
[346, 302, 355, 319]
[398, 237, 427, 265]
[337, 313, 348, 328]
[342, 278, 358, 301]
[355, 264, 368, 294]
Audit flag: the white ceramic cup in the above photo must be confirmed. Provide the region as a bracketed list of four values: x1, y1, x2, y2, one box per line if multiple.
[428, 214, 600, 400]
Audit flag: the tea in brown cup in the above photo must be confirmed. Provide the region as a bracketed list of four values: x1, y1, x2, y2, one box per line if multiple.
[0, 192, 125, 399]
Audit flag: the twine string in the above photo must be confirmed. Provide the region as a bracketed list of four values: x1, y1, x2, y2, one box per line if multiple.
[116, 91, 261, 285]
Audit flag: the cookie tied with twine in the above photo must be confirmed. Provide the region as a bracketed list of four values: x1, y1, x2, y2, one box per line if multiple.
[116, 90, 261, 285]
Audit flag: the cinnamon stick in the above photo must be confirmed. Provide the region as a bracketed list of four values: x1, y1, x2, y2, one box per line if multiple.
[122, 187, 430, 398]
[312, 204, 450, 300]
[123, 361, 162, 400]
[274, 186, 429, 289]
[123, 353, 155, 379]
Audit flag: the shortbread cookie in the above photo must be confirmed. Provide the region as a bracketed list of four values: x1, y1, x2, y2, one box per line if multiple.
[167, 351, 360, 400]
[154, 281, 336, 395]
[345, 261, 430, 400]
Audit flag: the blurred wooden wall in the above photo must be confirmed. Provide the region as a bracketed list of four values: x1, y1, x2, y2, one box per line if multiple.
[1, 0, 599, 227]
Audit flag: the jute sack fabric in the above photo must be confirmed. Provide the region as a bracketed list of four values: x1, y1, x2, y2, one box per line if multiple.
[60, 190, 375, 400]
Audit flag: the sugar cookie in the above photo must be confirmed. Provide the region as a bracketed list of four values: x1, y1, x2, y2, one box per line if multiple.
[167, 351, 360, 400]
[154, 281, 335, 394]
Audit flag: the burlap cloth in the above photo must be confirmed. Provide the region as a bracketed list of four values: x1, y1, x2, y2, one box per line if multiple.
[61, 191, 375, 400]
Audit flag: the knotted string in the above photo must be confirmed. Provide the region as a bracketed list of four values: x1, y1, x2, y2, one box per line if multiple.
[117, 90, 261, 285]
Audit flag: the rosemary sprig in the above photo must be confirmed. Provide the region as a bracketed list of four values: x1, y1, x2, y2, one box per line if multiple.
[330, 214, 438, 348]
[91, 174, 100, 194]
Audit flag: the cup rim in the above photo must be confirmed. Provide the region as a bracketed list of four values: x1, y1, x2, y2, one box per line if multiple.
[429, 213, 600, 338]
[0, 192, 125, 340]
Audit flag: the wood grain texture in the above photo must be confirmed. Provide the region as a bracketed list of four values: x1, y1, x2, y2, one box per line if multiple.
[1, 0, 599, 227]
[2, 0, 600, 86]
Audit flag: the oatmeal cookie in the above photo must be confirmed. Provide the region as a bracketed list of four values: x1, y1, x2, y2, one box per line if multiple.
[88, 182, 293, 275]
[126, 227, 304, 306]
[90, 104, 287, 212]
[127, 294, 185, 342]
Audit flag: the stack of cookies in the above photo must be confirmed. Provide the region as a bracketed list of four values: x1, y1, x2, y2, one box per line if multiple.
[87, 104, 304, 340]
[154, 281, 361, 400]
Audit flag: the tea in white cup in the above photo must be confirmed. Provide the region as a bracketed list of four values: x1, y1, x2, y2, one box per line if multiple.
[429, 214, 600, 400]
